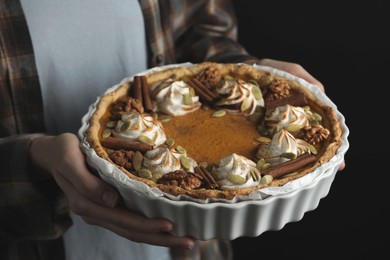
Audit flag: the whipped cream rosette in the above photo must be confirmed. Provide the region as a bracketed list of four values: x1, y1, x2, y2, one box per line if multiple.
[264, 104, 315, 134]
[151, 79, 201, 116]
[214, 153, 261, 189]
[215, 78, 264, 115]
[143, 146, 197, 174]
[113, 111, 166, 147]
[256, 128, 310, 166]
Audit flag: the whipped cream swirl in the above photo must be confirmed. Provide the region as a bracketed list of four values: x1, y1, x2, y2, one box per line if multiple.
[143, 146, 197, 174]
[152, 80, 201, 116]
[113, 112, 166, 146]
[215, 153, 260, 190]
[264, 104, 314, 134]
[215, 78, 264, 115]
[256, 129, 310, 166]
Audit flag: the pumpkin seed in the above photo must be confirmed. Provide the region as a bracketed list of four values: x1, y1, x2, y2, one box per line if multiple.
[176, 145, 186, 154]
[183, 93, 193, 105]
[138, 168, 152, 179]
[152, 171, 164, 182]
[240, 97, 251, 112]
[189, 87, 196, 97]
[260, 174, 273, 184]
[138, 135, 155, 146]
[227, 174, 246, 185]
[132, 151, 143, 171]
[212, 110, 226, 117]
[283, 171, 299, 178]
[308, 144, 318, 155]
[281, 152, 297, 160]
[251, 85, 263, 100]
[313, 112, 322, 122]
[250, 169, 261, 181]
[102, 128, 112, 139]
[106, 121, 116, 128]
[165, 137, 175, 148]
[158, 115, 172, 123]
[120, 121, 132, 132]
[255, 136, 271, 144]
[285, 123, 302, 132]
[256, 158, 266, 169]
[262, 162, 272, 170]
[180, 156, 192, 169]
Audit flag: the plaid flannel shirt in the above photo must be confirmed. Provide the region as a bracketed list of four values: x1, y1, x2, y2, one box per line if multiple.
[0, 0, 258, 259]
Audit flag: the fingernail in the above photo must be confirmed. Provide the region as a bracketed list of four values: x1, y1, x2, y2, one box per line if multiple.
[102, 191, 118, 207]
[185, 240, 195, 250]
[161, 223, 173, 232]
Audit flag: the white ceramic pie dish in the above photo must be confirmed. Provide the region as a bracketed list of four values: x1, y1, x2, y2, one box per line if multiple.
[78, 63, 349, 240]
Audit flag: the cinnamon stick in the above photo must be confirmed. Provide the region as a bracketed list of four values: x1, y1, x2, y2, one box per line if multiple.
[133, 76, 143, 104]
[261, 153, 316, 178]
[265, 93, 307, 110]
[192, 78, 217, 99]
[126, 81, 132, 97]
[194, 166, 219, 189]
[187, 79, 214, 103]
[140, 75, 153, 113]
[101, 136, 152, 153]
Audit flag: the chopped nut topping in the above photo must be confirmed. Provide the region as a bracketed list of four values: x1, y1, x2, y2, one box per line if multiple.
[109, 150, 135, 171]
[110, 96, 144, 119]
[264, 78, 291, 101]
[157, 170, 202, 190]
[196, 67, 222, 88]
[298, 124, 330, 145]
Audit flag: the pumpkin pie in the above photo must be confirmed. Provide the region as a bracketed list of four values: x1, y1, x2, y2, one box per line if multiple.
[86, 62, 342, 200]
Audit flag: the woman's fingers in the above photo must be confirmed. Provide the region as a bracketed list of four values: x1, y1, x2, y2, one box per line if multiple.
[84, 215, 195, 248]
[30, 134, 116, 207]
[55, 168, 195, 248]
[30, 133, 196, 248]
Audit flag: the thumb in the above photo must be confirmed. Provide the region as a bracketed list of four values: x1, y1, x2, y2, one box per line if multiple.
[57, 135, 120, 208]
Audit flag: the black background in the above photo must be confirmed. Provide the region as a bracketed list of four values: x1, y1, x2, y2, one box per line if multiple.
[231, 1, 388, 259]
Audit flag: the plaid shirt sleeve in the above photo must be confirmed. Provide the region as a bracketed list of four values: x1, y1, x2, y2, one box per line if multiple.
[140, 0, 260, 67]
[0, 0, 71, 246]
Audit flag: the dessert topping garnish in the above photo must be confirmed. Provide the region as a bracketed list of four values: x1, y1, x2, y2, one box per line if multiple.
[101, 136, 153, 153]
[194, 166, 219, 189]
[265, 92, 307, 110]
[186, 78, 217, 104]
[261, 153, 316, 178]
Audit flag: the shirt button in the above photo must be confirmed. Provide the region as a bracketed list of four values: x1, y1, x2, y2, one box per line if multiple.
[155, 54, 163, 64]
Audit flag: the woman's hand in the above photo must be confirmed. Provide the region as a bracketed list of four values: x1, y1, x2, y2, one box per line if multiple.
[258, 58, 346, 171]
[29, 133, 195, 249]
